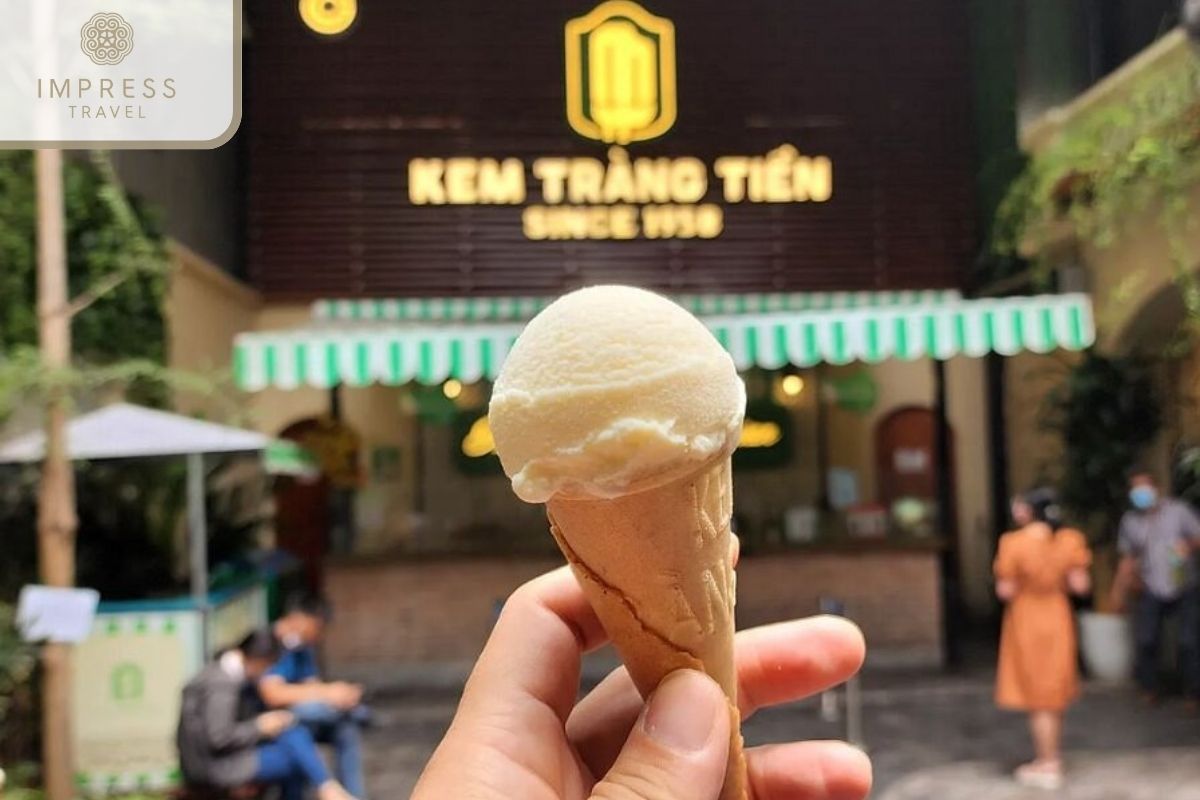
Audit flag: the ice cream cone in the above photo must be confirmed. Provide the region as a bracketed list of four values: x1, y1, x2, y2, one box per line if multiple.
[547, 458, 746, 800]
[488, 286, 748, 798]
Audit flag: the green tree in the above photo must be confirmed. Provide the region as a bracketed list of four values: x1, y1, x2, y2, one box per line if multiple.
[0, 152, 175, 781]
[0, 151, 261, 597]
[0, 151, 167, 370]
[1047, 352, 1162, 537]
[0, 150, 177, 595]
[1042, 352, 1162, 612]
[0, 601, 37, 765]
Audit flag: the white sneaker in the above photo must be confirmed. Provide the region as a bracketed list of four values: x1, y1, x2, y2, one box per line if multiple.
[1015, 762, 1064, 791]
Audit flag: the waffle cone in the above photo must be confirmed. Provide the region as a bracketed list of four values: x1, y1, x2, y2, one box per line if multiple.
[547, 459, 746, 800]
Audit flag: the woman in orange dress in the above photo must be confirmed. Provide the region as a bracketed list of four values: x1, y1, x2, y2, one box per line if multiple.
[995, 489, 1092, 790]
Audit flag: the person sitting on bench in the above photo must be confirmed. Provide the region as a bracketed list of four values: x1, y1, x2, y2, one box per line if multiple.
[177, 630, 358, 800]
[259, 593, 369, 800]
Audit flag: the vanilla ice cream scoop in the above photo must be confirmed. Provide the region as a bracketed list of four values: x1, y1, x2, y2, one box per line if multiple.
[488, 285, 746, 503]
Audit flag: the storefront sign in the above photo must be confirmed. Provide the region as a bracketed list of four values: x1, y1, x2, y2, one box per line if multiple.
[248, 0, 975, 298]
[409, 146, 832, 241]
[406, 2, 832, 241]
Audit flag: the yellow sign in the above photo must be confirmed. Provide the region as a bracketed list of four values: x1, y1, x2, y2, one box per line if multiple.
[462, 416, 496, 458]
[404, 3, 832, 240]
[460, 414, 781, 456]
[565, 1, 677, 145]
[740, 420, 784, 449]
[408, 145, 831, 241]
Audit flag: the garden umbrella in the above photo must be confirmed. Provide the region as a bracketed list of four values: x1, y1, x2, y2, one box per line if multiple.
[0, 402, 317, 652]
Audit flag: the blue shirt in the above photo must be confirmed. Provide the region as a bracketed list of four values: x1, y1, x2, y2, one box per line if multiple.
[265, 645, 320, 684]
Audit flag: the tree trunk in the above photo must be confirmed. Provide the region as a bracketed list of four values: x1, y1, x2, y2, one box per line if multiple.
[35, 148, 77, 800]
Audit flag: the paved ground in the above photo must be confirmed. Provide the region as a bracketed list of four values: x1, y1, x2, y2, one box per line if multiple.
[882, 749, 1200, 800]
[360, 665, 1200, 798]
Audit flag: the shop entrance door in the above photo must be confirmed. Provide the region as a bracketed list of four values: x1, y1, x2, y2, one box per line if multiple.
[274, 419, 332, 591]
[274, 415, 363, 589]
[875, 406, 955, 534]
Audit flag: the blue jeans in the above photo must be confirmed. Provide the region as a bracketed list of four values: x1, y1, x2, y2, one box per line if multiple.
[1135, 587, 1200, 699]
[255, 727, 330, 800]
[292, 702, 367, 800]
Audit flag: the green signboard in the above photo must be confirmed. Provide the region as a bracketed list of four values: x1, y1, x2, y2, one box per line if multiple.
[826, 370, 878, 413]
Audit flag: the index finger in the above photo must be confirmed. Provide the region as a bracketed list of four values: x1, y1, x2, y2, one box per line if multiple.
[567, 616, 865, 777]
[457, 566, 609, 725]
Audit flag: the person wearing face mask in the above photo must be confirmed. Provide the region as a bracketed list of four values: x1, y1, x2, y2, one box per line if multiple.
[1112, 470, 1200, 710]
[177, 631, 358, 800]
[258, 593, 370, 800]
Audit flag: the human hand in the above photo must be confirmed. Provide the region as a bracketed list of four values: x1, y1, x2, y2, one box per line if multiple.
[1109, 592, 1126, 613]
[995, 578, 1018, 603]
[1063, 566, 1090, 597]
[256, 710, 295, 738]
[412, 567, 870, 800]
[326, 682, 363, 710]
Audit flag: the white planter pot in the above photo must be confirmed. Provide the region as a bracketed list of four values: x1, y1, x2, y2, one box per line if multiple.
[1078, 611, 1135, 684]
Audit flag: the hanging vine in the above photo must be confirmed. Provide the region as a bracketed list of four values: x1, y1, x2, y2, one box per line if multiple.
[993, 38, 1200, 323]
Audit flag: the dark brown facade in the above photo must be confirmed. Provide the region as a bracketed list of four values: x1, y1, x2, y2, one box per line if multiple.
[245, 0, 975, 299]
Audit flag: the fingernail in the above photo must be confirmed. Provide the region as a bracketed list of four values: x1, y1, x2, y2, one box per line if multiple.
[642, 670, 720, 752]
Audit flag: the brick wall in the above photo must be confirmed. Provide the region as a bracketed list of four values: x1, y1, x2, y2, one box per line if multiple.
[323, 550, 943, 685]
[324, 556, 559, 668]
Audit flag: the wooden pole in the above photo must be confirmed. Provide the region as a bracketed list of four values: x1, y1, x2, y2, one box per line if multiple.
[35, 148, 77, 800]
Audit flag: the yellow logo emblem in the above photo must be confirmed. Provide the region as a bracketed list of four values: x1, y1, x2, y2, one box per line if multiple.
[565, 1, 677, 145]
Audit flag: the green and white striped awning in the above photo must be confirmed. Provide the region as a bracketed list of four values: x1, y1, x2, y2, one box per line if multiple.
[235, 293, 1094, 391]
[312, 290, 964, 323]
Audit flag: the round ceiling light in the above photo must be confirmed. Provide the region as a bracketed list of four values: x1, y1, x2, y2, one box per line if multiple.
[299, 0, 357, 37]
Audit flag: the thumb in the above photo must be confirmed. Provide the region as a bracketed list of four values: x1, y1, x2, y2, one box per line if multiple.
[590, 670, 731, 800]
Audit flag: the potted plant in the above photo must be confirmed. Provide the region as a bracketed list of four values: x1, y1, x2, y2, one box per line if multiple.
[1045, 352, 1162, 682]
